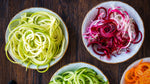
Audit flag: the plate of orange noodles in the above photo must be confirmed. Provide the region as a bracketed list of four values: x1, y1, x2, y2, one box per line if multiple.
[120, 57, 150, 84]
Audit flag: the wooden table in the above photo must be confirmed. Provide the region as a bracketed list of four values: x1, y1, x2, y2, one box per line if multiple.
[0, 0, 150, 84]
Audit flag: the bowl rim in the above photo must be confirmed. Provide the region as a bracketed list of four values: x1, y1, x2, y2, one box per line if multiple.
[81, 1, 145, 64]
[120, 57, 150, 84]
[5, 7, 69, 70]
[49, 61, 110, 84]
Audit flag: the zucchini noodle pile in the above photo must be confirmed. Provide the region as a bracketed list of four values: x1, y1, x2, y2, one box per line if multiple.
[49, 67, 108, 84]
[5, 11, 65, 73]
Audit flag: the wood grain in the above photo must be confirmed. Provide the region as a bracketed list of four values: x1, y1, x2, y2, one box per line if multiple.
[0, 0, 150, 84]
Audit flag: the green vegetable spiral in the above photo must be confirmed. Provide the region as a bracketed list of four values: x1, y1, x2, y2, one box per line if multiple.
[5, 11, 65, 73]
[49, 67, 108, 84]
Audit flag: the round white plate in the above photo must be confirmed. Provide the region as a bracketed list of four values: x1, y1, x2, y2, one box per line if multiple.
[5, 7, 69, 69]
[50, 62, 109, 83]
[120, 57, 150, 84]
[81, 1, 145, 64]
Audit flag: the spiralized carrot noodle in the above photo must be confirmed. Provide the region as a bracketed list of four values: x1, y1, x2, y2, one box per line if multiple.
[125, 60, 150, 84]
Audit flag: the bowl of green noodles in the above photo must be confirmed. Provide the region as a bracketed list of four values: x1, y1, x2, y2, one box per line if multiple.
[5, 7, 69, 73]
[49, 62, 109, 84]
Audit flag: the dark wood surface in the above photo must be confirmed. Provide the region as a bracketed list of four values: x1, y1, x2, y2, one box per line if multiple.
[0, 0, 150, 84]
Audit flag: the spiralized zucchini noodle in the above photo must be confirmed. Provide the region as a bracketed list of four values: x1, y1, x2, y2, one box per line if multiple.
[49, 67, 108, 84]
[5, 11, 65, 73]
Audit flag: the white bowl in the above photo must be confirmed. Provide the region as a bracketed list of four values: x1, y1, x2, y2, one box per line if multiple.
[5, 7, 69, 69]
[50, 62, 109, 83]
[120, 57, 150, 84]
[81, 1, 145, 64]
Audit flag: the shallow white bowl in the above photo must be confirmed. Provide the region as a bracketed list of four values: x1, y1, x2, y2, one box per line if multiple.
[120, 57, 150, 84]
[81, 1, 145, 64]
[5, 7, 69, 69]
[50, 62, 109, 83]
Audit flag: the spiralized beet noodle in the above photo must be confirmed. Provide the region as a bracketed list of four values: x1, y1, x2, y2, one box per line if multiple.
[83, 7, 142, 59]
